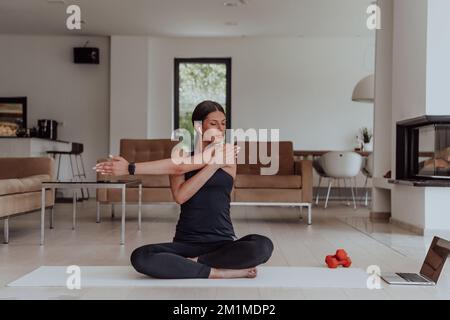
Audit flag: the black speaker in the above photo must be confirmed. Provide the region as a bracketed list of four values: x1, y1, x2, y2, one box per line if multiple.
[73, 47, 100, 64]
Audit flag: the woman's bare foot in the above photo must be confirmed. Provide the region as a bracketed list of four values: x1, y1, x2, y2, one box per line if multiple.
[209, 267, 257, 279]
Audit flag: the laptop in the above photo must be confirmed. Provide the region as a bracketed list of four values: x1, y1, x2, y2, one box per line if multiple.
[381, 236, 450, 286]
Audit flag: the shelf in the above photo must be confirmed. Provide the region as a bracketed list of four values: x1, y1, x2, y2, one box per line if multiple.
[372, 177, 393, 190]
[389, 179, 450, 188]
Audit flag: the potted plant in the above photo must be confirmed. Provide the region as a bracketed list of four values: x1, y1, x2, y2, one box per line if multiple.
[360, 127, 373, 151]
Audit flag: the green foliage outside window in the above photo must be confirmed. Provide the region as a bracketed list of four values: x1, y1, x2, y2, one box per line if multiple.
[178, 63, 227, 141]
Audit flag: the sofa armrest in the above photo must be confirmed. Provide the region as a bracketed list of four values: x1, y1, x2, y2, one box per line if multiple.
[295, 160, 313, 203]
[0, 157, 54, 180]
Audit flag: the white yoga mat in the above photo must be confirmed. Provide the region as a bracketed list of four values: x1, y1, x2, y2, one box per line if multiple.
[8, 266, 368, 289]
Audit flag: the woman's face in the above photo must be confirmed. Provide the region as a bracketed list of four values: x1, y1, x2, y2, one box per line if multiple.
[202, 111, 226, 143]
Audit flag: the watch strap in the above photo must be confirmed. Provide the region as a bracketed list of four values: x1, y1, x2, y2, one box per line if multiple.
[128, 162, 136, 175]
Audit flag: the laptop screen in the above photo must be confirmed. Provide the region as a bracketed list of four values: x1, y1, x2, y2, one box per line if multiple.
[420, 237, 450, 283]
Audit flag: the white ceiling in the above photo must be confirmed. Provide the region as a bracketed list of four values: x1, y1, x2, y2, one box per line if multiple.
[0, 0, 375, 37]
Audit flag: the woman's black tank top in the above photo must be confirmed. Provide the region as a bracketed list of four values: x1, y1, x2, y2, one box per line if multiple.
[173, 168, 237, 243]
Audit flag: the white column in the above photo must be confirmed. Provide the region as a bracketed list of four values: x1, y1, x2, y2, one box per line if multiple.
[110, 36, 149, 155]
[389, 0, 450, 233]
[426, 0, 450, 116]
[372, 0, 394, 216]
[422, 0, 450, 233]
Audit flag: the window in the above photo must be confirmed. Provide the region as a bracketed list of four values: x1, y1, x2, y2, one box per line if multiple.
[174, 58, 232, 137]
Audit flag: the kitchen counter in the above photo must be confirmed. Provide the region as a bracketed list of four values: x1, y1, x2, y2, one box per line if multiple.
[0, 136, 69, 144]
[0, 137, 71, 157]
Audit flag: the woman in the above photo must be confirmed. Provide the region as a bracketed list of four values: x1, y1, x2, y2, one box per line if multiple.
[95, 101, 274, 279]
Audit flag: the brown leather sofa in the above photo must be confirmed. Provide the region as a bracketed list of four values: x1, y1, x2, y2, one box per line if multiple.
[97, 139, 312, 219]
[233, 141, 313, 204]
[0, 157, 55, 243]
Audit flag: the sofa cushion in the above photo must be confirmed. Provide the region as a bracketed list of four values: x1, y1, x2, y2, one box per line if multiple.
[0, 157, 54, 180]
[107, 174, 170, 188]
[138, 175, 170, 187]
[0, 174, 51, 196]
[120, 139, 178, 163]
[236, 141, 295, 175]
[235, 174, 301, 189]
[233, 188, 302, 202]
[104, 188, 174, 203]
[0, 189, 54, 218]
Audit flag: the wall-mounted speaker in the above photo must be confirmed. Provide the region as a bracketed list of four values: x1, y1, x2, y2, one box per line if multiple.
[73, 47, 100, 64]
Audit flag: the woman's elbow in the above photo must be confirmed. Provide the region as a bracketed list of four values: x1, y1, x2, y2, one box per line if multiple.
[172, 192, 186, 205]
[174, 196, 186, 205]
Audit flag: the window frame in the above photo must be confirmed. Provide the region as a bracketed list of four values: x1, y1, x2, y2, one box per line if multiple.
[173, 57, 232, 131]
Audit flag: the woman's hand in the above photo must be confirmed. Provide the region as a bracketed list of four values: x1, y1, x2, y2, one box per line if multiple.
[208, 143, 239, 169]
[94, 155, 129, 176]
[211, 134, 224, 145]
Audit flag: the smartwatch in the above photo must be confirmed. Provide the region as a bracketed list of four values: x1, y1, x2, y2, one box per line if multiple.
[128, 162, 136, 175]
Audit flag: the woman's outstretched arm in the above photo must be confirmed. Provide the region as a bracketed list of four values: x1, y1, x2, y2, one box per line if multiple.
[94, 144, 239, 177]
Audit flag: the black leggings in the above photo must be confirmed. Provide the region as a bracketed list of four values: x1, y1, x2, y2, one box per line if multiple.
[130, 234, 274, 279]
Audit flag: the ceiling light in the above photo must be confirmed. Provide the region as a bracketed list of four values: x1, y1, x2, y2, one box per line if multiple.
[223, 2, 238, 7]
[47, 0, 66, 4]
[352, 74, 374, 103]
[223, 0, 248, 7]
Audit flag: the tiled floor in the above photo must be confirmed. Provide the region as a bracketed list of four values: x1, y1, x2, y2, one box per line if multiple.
[1, 200, 449, 300]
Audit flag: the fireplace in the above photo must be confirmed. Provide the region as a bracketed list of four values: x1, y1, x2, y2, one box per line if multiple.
[396, 116, 450, 184]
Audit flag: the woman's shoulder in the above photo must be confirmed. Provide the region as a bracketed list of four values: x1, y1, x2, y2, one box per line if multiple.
[219, 165, 236, 181]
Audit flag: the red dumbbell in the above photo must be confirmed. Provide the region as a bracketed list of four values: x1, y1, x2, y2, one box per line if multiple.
[325, 249, 352, 268]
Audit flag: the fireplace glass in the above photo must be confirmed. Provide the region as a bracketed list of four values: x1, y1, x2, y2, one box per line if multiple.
[416, 124, 450, 179]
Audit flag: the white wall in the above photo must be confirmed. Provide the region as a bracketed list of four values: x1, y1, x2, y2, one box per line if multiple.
[391, 0, 428, 126]
[145, 36, 375, 151]
[422, 0, 450, 233]
[0, 35, 110, 180]
[426, 0, 450, 115]
[390, 0, 428, 230]
[110, 36, 149, 155]
[377, 0, 450, 233]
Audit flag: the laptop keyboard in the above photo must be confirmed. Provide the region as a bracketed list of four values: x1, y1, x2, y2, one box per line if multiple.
[397, 273, 429, 283]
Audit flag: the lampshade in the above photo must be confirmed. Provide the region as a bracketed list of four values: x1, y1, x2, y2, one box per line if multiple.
[352, 74, 374, 103]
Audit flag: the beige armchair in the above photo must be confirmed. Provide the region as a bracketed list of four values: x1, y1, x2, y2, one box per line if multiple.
[0, 157, 55, 243]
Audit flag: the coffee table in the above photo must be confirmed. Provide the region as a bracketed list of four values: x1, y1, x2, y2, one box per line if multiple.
[41, 180, 142, 245]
